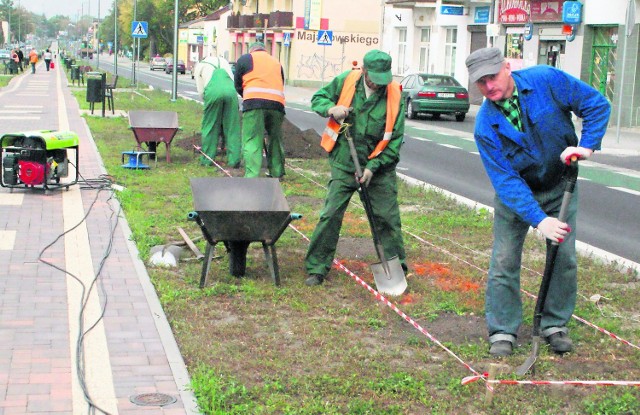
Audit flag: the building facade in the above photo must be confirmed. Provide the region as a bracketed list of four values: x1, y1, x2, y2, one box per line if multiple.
[382, 0, 640, 127]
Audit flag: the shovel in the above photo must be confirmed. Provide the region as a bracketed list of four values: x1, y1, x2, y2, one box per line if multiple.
[516, 158, 579, 376]
[342, 123, 407, 296]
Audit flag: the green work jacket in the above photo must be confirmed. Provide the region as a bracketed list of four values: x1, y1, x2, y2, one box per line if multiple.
[311, 70, 405, 175]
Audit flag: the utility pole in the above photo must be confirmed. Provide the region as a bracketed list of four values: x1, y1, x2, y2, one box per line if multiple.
[114, 0, 118, 76]
[171, 0, 179, 101]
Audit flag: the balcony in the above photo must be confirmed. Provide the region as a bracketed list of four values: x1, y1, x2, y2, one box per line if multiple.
[227, 11, 293, 29]
[268, 11, 293, 28]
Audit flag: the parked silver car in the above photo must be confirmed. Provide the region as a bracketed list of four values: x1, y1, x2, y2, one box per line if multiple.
[150, 56, 166, 71]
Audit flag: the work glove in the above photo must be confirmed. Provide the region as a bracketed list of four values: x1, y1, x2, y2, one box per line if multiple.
[327, 105, 352, 122]
[536, 217, 571, 243]
[560, 146, 592, 165]
[359, 168, 373, 187]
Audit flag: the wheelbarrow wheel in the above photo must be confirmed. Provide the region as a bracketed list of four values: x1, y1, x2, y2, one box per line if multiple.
[227, 241, 250, 277]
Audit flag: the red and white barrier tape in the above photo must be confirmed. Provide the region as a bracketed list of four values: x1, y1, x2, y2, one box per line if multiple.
[193, 145, 233, 177]
[289, 226, 492, 391]
[462, 373, 640, 387]
[519, 288, 640, 351]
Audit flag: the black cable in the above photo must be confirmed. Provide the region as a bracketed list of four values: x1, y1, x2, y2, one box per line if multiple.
[37, 172, 122, 415]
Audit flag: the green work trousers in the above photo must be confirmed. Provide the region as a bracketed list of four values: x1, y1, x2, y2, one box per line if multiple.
[201, 68, 241, 167]
[241, 109, 285, 178]
[305, 168, 406, 277]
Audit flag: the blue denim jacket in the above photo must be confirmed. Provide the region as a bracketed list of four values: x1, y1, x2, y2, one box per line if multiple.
[474, 65, 611, 227]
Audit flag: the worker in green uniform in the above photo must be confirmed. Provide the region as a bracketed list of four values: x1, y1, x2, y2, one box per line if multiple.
[234, 42, 286, 178]
[304, 50, 408, 286]
[194, 56, 241, 167]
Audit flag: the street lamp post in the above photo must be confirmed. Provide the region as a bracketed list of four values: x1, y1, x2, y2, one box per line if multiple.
[96, 0, 100, 69]
[171, 0, 178, 101]
[114, 0, 118, 76]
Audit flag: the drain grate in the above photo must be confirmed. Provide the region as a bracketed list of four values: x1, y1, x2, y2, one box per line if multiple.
[130, 392, 177, 406]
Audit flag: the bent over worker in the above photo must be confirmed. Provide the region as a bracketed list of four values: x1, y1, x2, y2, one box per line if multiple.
[304, 50, 408, 286]
[234, 42, 286, 178]
[465, 48, 611, 357]
[194, 56, 241, 167]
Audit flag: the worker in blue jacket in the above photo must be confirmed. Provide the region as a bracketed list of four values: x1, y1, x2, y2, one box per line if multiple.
[465, 48, 611, 357]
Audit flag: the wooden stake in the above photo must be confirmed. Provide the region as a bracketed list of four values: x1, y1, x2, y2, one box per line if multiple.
[178, 227, 204, 259]
[484, 363, 498, 406]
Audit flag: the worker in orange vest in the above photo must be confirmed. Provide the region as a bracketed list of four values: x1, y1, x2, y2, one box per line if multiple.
[304, 50, 408, 286]
[234, 42, 285, 178]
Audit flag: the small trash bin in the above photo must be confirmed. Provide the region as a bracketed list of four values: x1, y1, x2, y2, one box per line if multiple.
[8, 60, 17, 74]
[71, 65, 80, 83]
[86, 72, 106, 116]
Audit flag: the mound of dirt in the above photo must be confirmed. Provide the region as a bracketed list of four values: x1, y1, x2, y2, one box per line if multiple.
[175, 114, 326, 160]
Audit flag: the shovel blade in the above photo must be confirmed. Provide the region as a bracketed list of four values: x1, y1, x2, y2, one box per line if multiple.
[370, 256, 407, 296]
[516, 336, 541, 376]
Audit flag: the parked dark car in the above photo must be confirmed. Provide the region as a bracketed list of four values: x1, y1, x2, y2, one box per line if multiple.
[400, 73, 470, 121]
[165, 59, 186, 74]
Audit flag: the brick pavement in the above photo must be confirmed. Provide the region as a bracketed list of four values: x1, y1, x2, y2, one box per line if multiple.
[0, 60, 198, 414]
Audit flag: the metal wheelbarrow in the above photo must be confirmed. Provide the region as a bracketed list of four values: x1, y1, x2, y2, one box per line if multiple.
[128, 110, 181, 163]
[188, 177, 301, 288]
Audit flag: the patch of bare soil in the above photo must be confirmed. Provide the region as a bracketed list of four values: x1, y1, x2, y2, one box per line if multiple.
[174, 114, 326, 160]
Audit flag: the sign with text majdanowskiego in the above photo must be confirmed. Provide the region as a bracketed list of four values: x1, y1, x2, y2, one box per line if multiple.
[562, 1, 582, 24]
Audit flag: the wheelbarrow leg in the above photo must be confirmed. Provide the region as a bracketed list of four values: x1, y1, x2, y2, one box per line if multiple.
[199, 242, 215, 288]
[262, 242, 280, 286]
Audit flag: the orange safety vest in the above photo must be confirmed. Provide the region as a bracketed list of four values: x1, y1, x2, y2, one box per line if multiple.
[242, 51, 285, 105]
[320, 70, 402, 159]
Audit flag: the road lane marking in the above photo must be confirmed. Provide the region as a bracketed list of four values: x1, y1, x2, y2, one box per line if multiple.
[608, 186, 640, 195]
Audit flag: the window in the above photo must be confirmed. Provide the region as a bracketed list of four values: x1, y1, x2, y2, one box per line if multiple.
[418, 27, 431, 72]
[397, 28, 407, 75]
[444, 28, 457, 76]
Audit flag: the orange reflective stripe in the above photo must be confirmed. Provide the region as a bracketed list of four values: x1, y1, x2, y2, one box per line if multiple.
[367, 80, 402, 159]
[320, 70, 362, 152]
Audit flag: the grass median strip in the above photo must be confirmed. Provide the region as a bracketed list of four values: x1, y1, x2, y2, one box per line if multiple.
[73, 77, 640, 414]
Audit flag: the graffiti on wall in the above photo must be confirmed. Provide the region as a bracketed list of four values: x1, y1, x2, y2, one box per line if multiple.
[297, 53, 346, 79]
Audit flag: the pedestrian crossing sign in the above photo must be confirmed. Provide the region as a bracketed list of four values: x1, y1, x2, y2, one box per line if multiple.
[317, 30, 333, 46]
[283, 32, 291, 46]
[131, 21, 148, 39]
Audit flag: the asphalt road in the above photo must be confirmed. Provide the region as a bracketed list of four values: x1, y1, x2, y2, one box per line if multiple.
[96, 56, 640, 265]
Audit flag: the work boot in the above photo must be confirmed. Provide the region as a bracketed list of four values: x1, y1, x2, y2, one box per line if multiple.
[546, 331, 573, 353]
[489, 340, 513, 357]
[305, 274, 324, 286]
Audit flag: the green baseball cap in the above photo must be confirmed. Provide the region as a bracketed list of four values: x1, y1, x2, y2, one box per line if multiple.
[363, 50, 393, 86]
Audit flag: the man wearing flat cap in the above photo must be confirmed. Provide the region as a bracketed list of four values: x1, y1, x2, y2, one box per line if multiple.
[466, 47, 611, 357]
[304, 49, 408, 287]
[234, 42, 286, 178]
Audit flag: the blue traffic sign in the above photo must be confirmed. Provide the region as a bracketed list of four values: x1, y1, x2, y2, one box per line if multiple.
[131, 21, 148, 39]
[283, 32, 291, 46]
[317, 30, 333, 46]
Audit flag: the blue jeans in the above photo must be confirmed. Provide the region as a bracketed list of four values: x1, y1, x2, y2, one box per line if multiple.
[486, 180, 578, 343]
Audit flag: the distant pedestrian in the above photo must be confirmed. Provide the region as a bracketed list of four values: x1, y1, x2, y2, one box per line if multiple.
[16, 48, 24, 72]
[28, 49, 38, 74]
[234, 42, 286, 178]
[43, 49, 53, 72]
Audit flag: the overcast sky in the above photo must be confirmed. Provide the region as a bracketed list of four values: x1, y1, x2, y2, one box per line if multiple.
[24, 0, 110, 19]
